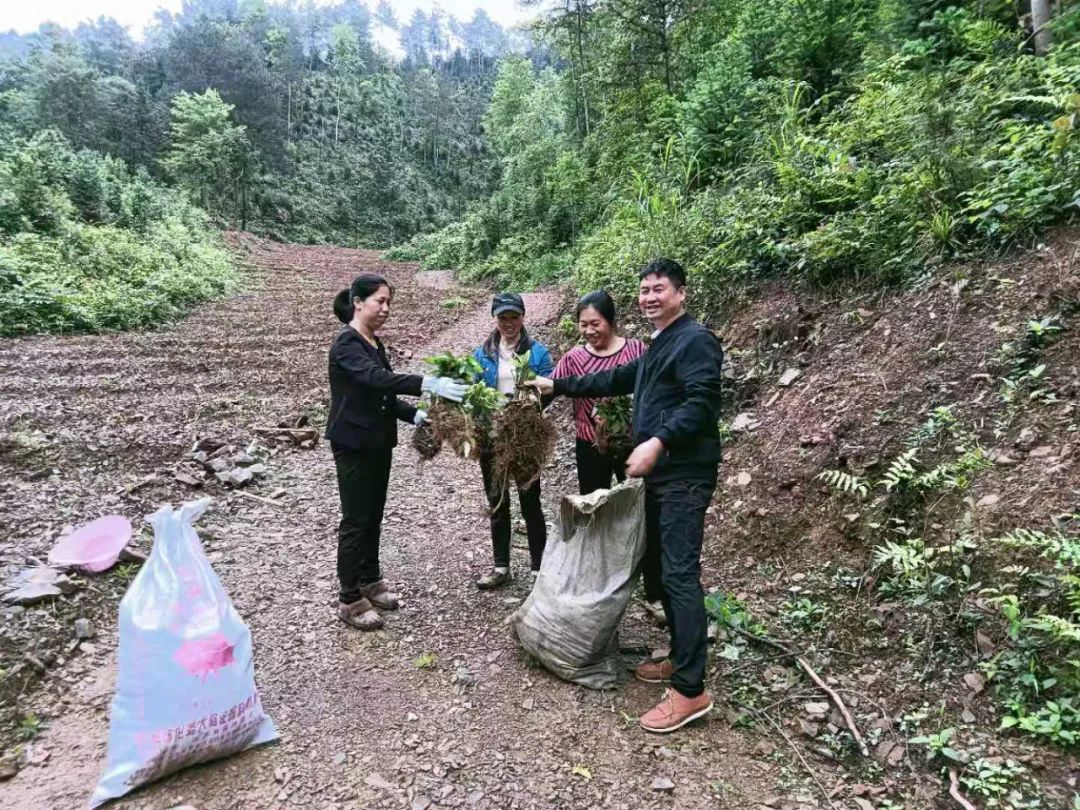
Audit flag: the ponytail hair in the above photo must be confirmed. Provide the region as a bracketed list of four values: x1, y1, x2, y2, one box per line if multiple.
[332, 273, 393, 324]
[333, 288, 353, 323]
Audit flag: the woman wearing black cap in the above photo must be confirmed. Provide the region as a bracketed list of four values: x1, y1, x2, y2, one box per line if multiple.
[470, 292, 555, 589]
[328, 273, 469, 630]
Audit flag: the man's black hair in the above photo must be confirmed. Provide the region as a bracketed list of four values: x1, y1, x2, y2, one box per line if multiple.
[638, 257, 686, 289]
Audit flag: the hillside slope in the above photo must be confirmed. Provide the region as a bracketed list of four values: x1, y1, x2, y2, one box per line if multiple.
[698, 229, 1080, 807]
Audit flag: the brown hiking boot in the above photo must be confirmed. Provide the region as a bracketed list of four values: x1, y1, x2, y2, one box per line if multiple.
[476, 569, 511, 590]
[639, 689, 713, 734]
[635, 659, 674, 683]
[337, 597, 383, 631]
[359, 580, 400, 611]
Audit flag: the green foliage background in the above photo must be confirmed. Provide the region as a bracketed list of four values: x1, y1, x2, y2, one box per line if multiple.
[0, 128, 234, 335]
[399, 0, 1080, 314]
[1, 1, 1078, 334]
[0, 1, 519, 334]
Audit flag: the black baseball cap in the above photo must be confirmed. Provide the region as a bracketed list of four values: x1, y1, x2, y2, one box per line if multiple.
[492, 292, 525, 316]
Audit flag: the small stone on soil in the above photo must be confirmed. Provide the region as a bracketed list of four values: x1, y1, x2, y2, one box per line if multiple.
[802, 701, 829, 719]
[365, 773, 396, 791]
[651, 777, 675, 792]
[778, 368, 801, 387]
[798, 719, 820, 738]
[0, 753, 20, 780]
[963, 672, 986, 693]
[4, 582, 62, 605]
[216, 467, 254, 487]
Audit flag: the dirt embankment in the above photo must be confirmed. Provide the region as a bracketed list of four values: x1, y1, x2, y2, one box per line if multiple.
[703, 230, 1080, 807]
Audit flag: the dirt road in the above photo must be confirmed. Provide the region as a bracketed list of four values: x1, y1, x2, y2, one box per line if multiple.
[1, 240, 775, 809]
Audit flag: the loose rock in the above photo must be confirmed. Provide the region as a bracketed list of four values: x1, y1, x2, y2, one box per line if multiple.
[216, 467, 254, 487]
[651, 777, 675, 792]
[798, 719, 820, 738]
[730, 412, 760, 432]
[4, 582, 62, 606]
[803, 701, 829, 719]
[365, 773, 396, 791]
[778, 368, 801, 387]
[174, 470, 203, 487]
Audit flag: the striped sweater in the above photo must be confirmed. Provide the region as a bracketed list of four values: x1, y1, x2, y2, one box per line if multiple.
[552, 339, 648, 443]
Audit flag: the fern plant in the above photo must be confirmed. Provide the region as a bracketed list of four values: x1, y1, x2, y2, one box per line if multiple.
[873, 538, 931, 577]
[985, 524, 1080, 748]
[995, 528, 1080, 569]
[914, 448, 991, 491]
[907, 405, 958, 448]
[880, 448, 919, 491]
[817, 469, 869, 498]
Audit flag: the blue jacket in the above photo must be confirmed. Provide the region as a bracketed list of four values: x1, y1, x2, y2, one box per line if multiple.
[473, 335, 554, 389]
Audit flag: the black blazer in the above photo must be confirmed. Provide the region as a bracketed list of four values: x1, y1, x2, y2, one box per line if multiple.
[552, 313, 724, 481]
[325, 328, 422, 451]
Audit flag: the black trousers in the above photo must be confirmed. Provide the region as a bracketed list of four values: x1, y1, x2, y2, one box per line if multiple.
[644, 470, 718, 698]
[480, 451, 547, 571]
[332, 443, 392, 604]
[574, 438, 628, 495]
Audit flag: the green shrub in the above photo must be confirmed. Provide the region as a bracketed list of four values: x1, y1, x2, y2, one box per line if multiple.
[0, 221, 235, 336]
[0, 130, 235, 336]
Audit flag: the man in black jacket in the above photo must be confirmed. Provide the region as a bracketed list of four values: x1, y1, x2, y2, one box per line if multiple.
[528, 258, 724, 733]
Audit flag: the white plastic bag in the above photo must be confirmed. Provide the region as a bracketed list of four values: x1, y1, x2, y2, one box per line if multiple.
[91, 499, 278, 807]
[511, 480, 646, 689]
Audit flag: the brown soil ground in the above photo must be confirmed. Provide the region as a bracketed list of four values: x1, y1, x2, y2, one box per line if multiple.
[2, 231, 1078, 809]
[0, 238, 775, 810]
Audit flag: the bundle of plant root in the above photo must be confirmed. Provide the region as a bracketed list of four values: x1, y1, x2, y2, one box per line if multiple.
[490, 391, 555, 491]
[416, 352, 505, 460]
[411, 421, 442, 460]
[593, 396, 633, 456]
[427, 397, 479, 458]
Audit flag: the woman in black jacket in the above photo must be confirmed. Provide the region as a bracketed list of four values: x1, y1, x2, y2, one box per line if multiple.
[327, 274, 468, 630]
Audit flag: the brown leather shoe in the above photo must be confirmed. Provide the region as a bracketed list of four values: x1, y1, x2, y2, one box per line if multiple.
[639, 689, 713, 733]
[338, 597, 383, 631]
[634, 659, 674, 683]
[359, 580, 400, 610]
[476, 569, 511, 590]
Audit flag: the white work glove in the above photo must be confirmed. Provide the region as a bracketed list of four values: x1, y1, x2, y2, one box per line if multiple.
[421, 376, 468, 402]
[414, 410, 428, 427]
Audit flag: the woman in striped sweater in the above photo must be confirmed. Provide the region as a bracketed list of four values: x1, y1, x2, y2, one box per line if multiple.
[552, 290, 647, 495]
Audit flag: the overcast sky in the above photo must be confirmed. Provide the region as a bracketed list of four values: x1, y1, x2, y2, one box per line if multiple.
[1, 1, 540, 36]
